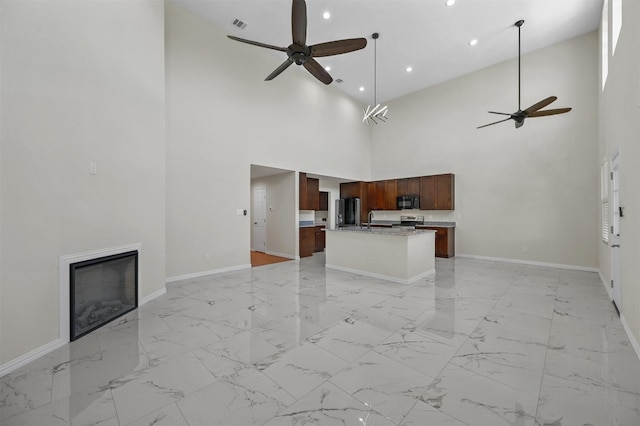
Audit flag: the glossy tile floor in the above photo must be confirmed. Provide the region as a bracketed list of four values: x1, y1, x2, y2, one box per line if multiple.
[2, 255, 639, 425]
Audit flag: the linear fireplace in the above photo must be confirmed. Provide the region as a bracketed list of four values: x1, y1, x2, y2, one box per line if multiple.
[70, 250, 138, 341]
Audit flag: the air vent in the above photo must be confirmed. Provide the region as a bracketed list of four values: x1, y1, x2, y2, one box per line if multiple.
[232, 18, 247, 29]
[335, 78, 343, 83]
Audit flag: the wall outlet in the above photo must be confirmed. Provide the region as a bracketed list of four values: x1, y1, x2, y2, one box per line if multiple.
[89, 161, 97, 175]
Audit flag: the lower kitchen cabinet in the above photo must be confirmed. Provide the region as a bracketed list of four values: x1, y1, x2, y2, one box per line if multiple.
[421, 226, 455, 258]
[314, 226, 326, 252]
[299, 227, 315, 258]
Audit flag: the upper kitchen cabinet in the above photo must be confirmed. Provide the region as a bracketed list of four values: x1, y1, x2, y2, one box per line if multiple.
[397, 177, 420, 196]
[299, 172, 319, 210]
[340, 181, 363, 199]
[384, 179, 398, 210]
[319, 191, 329, 211]
[420, 173, 455, 210]
[307, 177, 319, 210]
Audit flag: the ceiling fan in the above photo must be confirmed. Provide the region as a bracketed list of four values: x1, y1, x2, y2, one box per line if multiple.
[227, 0, 367, 85]
[478, 20, 572, 129]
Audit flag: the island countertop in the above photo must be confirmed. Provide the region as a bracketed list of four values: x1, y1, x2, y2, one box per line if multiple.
[328, 228, 435, 237]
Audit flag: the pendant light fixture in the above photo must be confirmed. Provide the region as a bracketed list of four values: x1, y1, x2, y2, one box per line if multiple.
[363, 33, 388, 124]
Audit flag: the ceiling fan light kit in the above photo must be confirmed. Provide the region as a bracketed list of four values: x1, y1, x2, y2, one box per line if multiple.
[226, 0, 366, 85]
[478, 19, 572, 129]
[363, 32, 389, 125]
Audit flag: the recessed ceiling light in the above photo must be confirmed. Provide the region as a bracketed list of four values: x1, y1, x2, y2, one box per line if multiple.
[446, 0, 456, 6]
[469, 39, 478, 46]
[324, 66, 331, 71]
[322, 11, 330, 19]
[406, 66, 413, 73]
[359, 87, 365, 92]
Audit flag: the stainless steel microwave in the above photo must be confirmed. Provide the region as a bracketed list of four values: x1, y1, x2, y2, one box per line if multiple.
[397, 194, 420, 210]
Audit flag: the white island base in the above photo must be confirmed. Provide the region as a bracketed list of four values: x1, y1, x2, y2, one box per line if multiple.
[325, 228, 436, 284]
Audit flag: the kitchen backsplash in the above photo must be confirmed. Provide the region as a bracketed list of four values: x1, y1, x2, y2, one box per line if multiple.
[315, 211, 328, 223]
[370, 210, 457, 222]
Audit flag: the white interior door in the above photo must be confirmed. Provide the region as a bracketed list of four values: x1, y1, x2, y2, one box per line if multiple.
[254, 187, 266, 253]
[610, 153, 621, 313]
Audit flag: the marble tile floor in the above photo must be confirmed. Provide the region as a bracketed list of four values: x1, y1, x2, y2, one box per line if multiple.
[2, 255, 639, 426]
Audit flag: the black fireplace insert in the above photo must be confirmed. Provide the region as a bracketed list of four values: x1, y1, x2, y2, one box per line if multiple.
[70, 250, 138, 341]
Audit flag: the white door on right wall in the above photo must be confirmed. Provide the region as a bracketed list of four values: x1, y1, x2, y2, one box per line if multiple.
[611, 152, 621, 314]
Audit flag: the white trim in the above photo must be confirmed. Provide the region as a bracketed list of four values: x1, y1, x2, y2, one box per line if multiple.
[265, 251, 296, 260]
[620, 314, 640, 361]
[455, 253, 599, 272]
[0, 338, 66, 377]
[598, 269, 613, 299]
[59, 243, 142, 345]
[140, 287, 166, 305]
[165, 264, 251, 283]
[1, 271, 164, 378]
[325, 263, 435, 285]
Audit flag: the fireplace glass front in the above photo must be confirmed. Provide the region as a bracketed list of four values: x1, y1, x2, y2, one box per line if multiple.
[70, 250, 138, 341]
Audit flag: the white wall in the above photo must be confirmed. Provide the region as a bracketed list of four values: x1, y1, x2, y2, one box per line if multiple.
[599, 0, 640, 348]
[371, 32, 599, 269]
[165, 2, 371, 279]
[0, 0, 166, 364]
[251, 172, 297, 259]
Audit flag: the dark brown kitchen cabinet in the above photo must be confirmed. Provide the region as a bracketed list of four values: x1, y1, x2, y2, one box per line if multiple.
[299, 227, 315, 258]
[397, 177, 420, 196]
[307, 177, 320, 210]
[340, 182, 362, 199]
[384, 179, 398, 210]
[373, 181, 386, 210]
[299, 172, 308, 209]
[421, 226, 455, 258]
[299, 172, 319, 210]
[420, 174, 454, 210]
[319, 191, 329, 211]
[314, 226, 326, 252]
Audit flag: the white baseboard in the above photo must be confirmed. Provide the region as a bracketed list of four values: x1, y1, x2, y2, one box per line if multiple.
[0, 338, 67, 377]
[140, 287, 166, 305]
[598, 270, 613, 299]
[165, 264, 251, 283]
[456, 253, 599, 272]
[325, 264, 435, 285]
[620, 314, 640, 361]
[265, 251, 296, 260]
[1, 285, 167, 378]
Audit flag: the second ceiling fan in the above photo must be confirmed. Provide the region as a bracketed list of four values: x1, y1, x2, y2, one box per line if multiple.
[227, 0, 367, 85]
[478, 20, 572, 129]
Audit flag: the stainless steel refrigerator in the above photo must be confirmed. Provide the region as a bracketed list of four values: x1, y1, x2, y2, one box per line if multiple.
[335, 198, 361, 227]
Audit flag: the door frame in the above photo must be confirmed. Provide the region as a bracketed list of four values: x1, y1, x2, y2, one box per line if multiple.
[610, 151, 621, 314]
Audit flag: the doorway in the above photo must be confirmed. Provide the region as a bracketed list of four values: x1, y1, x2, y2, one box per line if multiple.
[253, 187, 266, 253]
[610, 152, 621, 314]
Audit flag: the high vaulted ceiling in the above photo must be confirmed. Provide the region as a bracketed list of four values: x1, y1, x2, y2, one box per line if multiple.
[171, 0, 603, 105]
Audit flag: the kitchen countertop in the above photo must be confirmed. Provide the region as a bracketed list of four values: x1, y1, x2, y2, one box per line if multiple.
[328, 228, 435, 237]
[362, 221, 456, 228]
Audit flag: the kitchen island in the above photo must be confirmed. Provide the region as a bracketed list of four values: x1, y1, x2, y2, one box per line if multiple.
[325, 227, 436, 284]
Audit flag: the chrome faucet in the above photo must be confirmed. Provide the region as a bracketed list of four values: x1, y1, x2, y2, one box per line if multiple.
[368, 211, 374, 229]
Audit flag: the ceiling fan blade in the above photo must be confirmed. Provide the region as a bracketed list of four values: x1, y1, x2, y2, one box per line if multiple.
[303, 58, 333, 85]
[292, 0, 307, 46]
[227, 35, 287, 52]
[528, 107, 572, 117]
[477, 117, 512, 129]
[311, 38, 368, 57]
[488, 111, 512, 116]
[524, 96, 557, 114]
[265, 59, 294, 81]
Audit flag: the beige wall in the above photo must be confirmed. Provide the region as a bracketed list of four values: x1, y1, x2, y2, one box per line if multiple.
[165, 2, 371, 279]
[0, 0, 166, 364]
[598, 0, 640, 347]
[371, 32, 599, 269]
